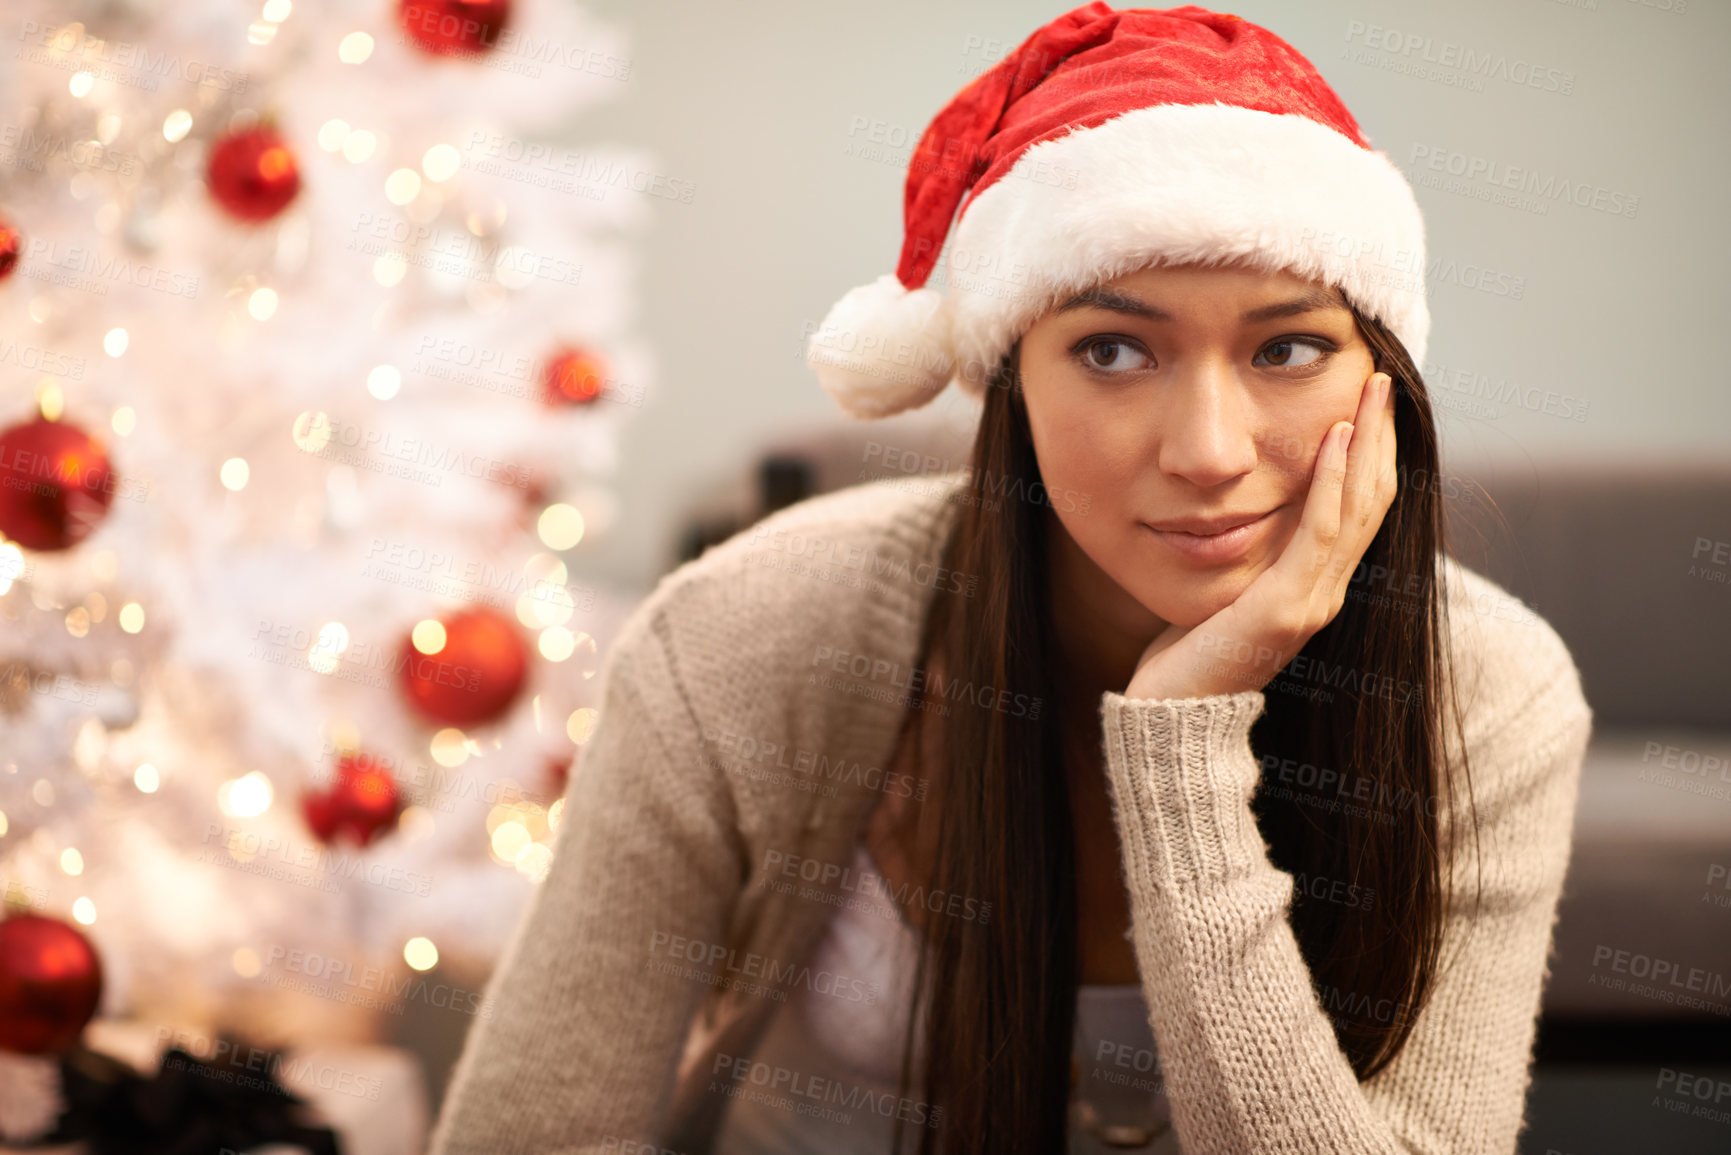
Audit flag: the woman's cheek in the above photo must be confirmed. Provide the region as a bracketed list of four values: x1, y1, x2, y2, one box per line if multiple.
[1261, 427, 1315, 484]
[1041, 393, 1140, 492]
[1025, 402, 1094, 500]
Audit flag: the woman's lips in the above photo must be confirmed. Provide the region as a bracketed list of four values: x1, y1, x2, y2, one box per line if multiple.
[1144, 509, 1277, 563]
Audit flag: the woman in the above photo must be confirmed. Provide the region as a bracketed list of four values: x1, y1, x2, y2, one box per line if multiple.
[429, 6, 1592, 1154]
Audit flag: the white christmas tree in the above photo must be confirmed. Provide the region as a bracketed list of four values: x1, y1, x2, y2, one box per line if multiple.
[0, 0, 654, 1137]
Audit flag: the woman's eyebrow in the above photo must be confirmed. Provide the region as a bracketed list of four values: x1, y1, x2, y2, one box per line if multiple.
[1241, 288, 1348, 323]
[1054, 287, 1167, 319]
[1054, 285, 1347, 323]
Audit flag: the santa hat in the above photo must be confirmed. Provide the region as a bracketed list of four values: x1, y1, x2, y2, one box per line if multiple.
[807, 3, 1428, 419]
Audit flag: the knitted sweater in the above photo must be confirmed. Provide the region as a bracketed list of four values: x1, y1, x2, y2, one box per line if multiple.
[427, 469, 1593, 1155]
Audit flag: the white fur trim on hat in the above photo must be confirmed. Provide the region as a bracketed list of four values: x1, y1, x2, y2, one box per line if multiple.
[943, 101, 1430, 395]
[806, 273, 956, 419]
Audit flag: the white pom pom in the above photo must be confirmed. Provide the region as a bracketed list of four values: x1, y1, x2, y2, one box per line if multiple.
[806, 273, 955, 419]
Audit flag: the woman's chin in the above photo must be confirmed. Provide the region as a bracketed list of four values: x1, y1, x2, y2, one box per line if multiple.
[1129, 571, 1258, 630]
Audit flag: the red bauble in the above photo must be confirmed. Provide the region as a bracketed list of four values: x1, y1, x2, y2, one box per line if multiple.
[397, 607, 529, 726]
[543, 750, 573, 802]
[543, 346, 607, 406]
[0, 218, 21, 280]
[0, 913, 103, 1054]
[0, 417, 117, 551]
[398, 0, 512, 58]
[302, 752, 403, 847]
[207, 126, 301, 223]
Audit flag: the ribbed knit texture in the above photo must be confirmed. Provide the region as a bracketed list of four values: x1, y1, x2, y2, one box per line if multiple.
[427, 469, 1592, 1155]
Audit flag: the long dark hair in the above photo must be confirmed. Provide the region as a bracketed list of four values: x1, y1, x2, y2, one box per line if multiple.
[887, 304, 1482, 1153]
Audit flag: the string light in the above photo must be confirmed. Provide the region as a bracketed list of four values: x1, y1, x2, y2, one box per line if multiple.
[404, 937, 438, 971]
[421, 144, 460, 182]
[338, 32, 373, 64]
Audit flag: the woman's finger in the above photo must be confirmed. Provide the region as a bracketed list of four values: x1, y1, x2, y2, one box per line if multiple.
[1270, 417, 1352, 596]
[1377, 378, 1399, 509]
[1339, 373, 1389, 545]
[1320, 373, 1389, 602]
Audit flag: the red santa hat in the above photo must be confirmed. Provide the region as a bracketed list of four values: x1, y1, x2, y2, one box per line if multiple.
[808, 2, 1428, 419]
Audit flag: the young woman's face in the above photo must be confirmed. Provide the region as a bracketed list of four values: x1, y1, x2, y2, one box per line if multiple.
[1018, 261, 1379, 629]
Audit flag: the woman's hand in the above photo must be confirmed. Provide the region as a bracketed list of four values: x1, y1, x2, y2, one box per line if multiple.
[1122, 370, 1398, 702]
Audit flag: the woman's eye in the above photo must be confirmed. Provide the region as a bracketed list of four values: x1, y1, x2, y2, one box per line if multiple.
[1256, 339, 1329, 369]
[1080, 338, 1151, 373]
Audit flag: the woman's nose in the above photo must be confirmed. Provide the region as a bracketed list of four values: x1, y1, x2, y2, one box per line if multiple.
[1155, 364, 1260, 488]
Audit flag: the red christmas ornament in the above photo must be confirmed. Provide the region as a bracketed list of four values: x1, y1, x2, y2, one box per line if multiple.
[398, 0, 512, 58]
[542, 750, 573, 802]
[397, 607, 529, 726]
[302, 752, 403, 847]
[543, 346, 607, 406]
[0, 417, 117, 551]
[520, 471, 551, 510]
[206, 126, 301, 223]
[0, 913, 103, 1054]
[0, 218, 21, 280]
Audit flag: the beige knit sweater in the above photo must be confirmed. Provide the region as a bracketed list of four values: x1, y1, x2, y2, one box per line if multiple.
[427, 469, 1593, 1155]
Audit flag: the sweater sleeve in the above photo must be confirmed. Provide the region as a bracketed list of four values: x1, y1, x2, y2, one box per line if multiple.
[428, 616, 744, 1155]
[1098, 675, 1591, 1154]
